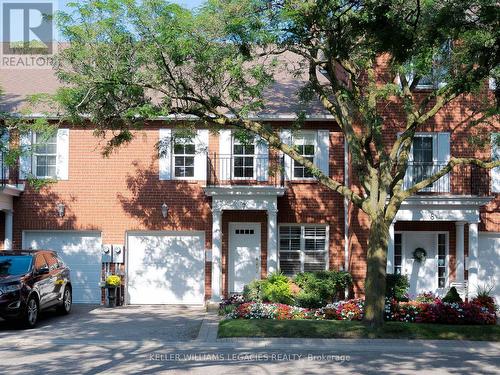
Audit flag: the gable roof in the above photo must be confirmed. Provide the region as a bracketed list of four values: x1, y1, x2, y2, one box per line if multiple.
[0, 51, 331, 119]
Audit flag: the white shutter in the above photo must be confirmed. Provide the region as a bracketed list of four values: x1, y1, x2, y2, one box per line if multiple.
[56, 129, 69, 180]
[19, 132, 32, 180]
[194, 129, 209, 182]
[159, 129, 172, 180]
[255, 135, 269, 181]
[492, 133, 500, 193]
[280, 129, 292, 180]
[316, 130, 330, 177]
[1, 131, 9, 180]
[219, 129, 232, 181]
[436, 132, 450, 192]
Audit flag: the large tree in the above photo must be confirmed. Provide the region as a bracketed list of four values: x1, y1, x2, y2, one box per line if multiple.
[52, 0, 499, 326]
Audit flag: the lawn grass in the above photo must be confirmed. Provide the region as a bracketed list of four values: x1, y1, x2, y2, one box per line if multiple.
[218, 319, 500, 341]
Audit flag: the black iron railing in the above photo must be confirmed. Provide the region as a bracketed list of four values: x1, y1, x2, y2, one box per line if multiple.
[207, 153, 285, 187]
[1, 151, 22, 187]
[402, 162, 490, 196]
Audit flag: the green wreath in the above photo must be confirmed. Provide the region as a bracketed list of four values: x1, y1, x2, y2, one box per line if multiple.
[413, 248, 427, 262]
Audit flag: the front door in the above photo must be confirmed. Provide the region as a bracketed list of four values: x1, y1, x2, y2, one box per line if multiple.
[402, 232, 447, 296]
[229, 223, 261, 293]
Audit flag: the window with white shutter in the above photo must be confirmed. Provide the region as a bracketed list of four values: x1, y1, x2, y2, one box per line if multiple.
[279, 225, 328, 276]
[33, 132, 57, 178]
[492, 133, 500, 193]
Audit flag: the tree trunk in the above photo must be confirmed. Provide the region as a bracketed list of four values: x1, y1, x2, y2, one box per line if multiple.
[363, 216, 390, 327]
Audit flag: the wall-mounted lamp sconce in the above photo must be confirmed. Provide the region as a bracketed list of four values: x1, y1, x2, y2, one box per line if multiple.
[161, 203, 169, 219]
[56, 203, 65, 218]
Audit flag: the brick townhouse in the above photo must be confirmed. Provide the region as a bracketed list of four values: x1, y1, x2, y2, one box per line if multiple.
[0, 60, 498, 305]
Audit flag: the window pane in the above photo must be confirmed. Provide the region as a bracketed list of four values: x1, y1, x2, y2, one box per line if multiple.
[304, 145, 315, 155]
[175, 157, 184, 166]
[234, 145, 243, 155]
[47, 156, 56, 166]
[174, 144, 184, 154]
[185, 157, 194, 167]
[185, 144, 195, 154]
[36, 166, 46, 177]
[244, 168, 253, 178]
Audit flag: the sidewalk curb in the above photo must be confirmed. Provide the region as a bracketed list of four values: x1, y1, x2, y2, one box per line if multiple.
[195, 313, 221, 342]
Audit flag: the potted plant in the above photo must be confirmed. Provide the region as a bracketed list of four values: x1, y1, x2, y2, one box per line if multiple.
[105, 275, 121, 307]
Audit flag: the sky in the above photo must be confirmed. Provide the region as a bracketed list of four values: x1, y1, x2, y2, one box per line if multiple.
[1, 0, 206, 42]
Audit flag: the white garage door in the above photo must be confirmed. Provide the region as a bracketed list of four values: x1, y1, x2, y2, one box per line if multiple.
[478, 233, 500, 303]
[23, 231, 102, 304]
[127, 232, 205, 305]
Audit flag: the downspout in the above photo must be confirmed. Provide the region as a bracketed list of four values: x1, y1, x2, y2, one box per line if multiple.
[344, 138, 349, 272]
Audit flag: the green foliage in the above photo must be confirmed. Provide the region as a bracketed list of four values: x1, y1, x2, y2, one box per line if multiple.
[243, 279, 264, 302]
[442, 287, 463, 304]
[294, 292, 323, 309]
[261, 272, 295, 305]
[386, 274, 409, 302]
[294, 271, 353, 308]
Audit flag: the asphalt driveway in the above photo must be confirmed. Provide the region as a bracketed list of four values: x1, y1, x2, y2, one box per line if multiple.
[0, 304, 205, 342]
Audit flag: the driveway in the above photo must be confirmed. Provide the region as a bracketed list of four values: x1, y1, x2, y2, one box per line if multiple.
[0, 304, 205, 342]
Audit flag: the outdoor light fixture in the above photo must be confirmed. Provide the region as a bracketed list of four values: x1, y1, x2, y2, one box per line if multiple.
[161, 203, 169, 219]
[56, 203, 65, 218]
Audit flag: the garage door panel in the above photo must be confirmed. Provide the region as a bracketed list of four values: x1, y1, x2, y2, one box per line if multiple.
[23, 231, 102, 304]
[127, 232, 205, 305]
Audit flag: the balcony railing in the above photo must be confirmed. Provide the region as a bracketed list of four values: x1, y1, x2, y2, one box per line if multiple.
[402, 162, 491, 196]
[207, 153, 285, 187]
[1, 152, 22, 187]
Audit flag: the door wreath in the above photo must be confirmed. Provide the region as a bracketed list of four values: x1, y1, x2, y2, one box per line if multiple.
[413, 247, 427, 262]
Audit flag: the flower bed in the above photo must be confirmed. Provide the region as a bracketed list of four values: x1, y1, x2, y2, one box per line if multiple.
[226, 302, 313, 320]
[221, 296, 497, 325]
[386, 299, 497, 325]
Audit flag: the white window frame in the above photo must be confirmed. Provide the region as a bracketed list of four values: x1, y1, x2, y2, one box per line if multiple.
[172, 135, 196, 180]
[278, 224, 329, 276]
[408, 41, 451, 90]
[232, 137, 256, 180]
[32, 132, 57, 179]
[292, 131, 316, 180]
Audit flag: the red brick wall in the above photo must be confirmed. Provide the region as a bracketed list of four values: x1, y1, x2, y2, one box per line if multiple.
[11, 122, 346, 301]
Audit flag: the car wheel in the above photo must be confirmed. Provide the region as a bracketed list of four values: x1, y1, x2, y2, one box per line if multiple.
[23, 297, 39, 329]
[57, 288, 72, 315]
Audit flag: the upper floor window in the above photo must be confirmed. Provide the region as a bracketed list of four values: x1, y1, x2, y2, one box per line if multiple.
[293, 132, 316, 179]
[406, 41, 451, 90]
[158, 128, 208, 181]
[173, 138, 195, 178]
[233, 138, 255, 179]
[33, 132, 57, 179]
[404, 132, 450, 192]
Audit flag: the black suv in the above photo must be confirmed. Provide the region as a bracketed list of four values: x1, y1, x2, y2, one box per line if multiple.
[0, 250, 72, 328]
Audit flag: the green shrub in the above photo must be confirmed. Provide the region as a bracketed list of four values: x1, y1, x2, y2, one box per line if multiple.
[293, 270, 353, 307]
[261, 272, 295, 305]
[294, 291, 323, 308]
[442, 287, 463, 303]
[386, 274, 409, 301]
[243, 279, 264, 302]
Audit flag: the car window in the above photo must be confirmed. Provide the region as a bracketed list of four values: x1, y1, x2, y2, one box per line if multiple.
[43, 253, 59, 271]
[34, 254, 48, 271]
[0, 256, 32, 276]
